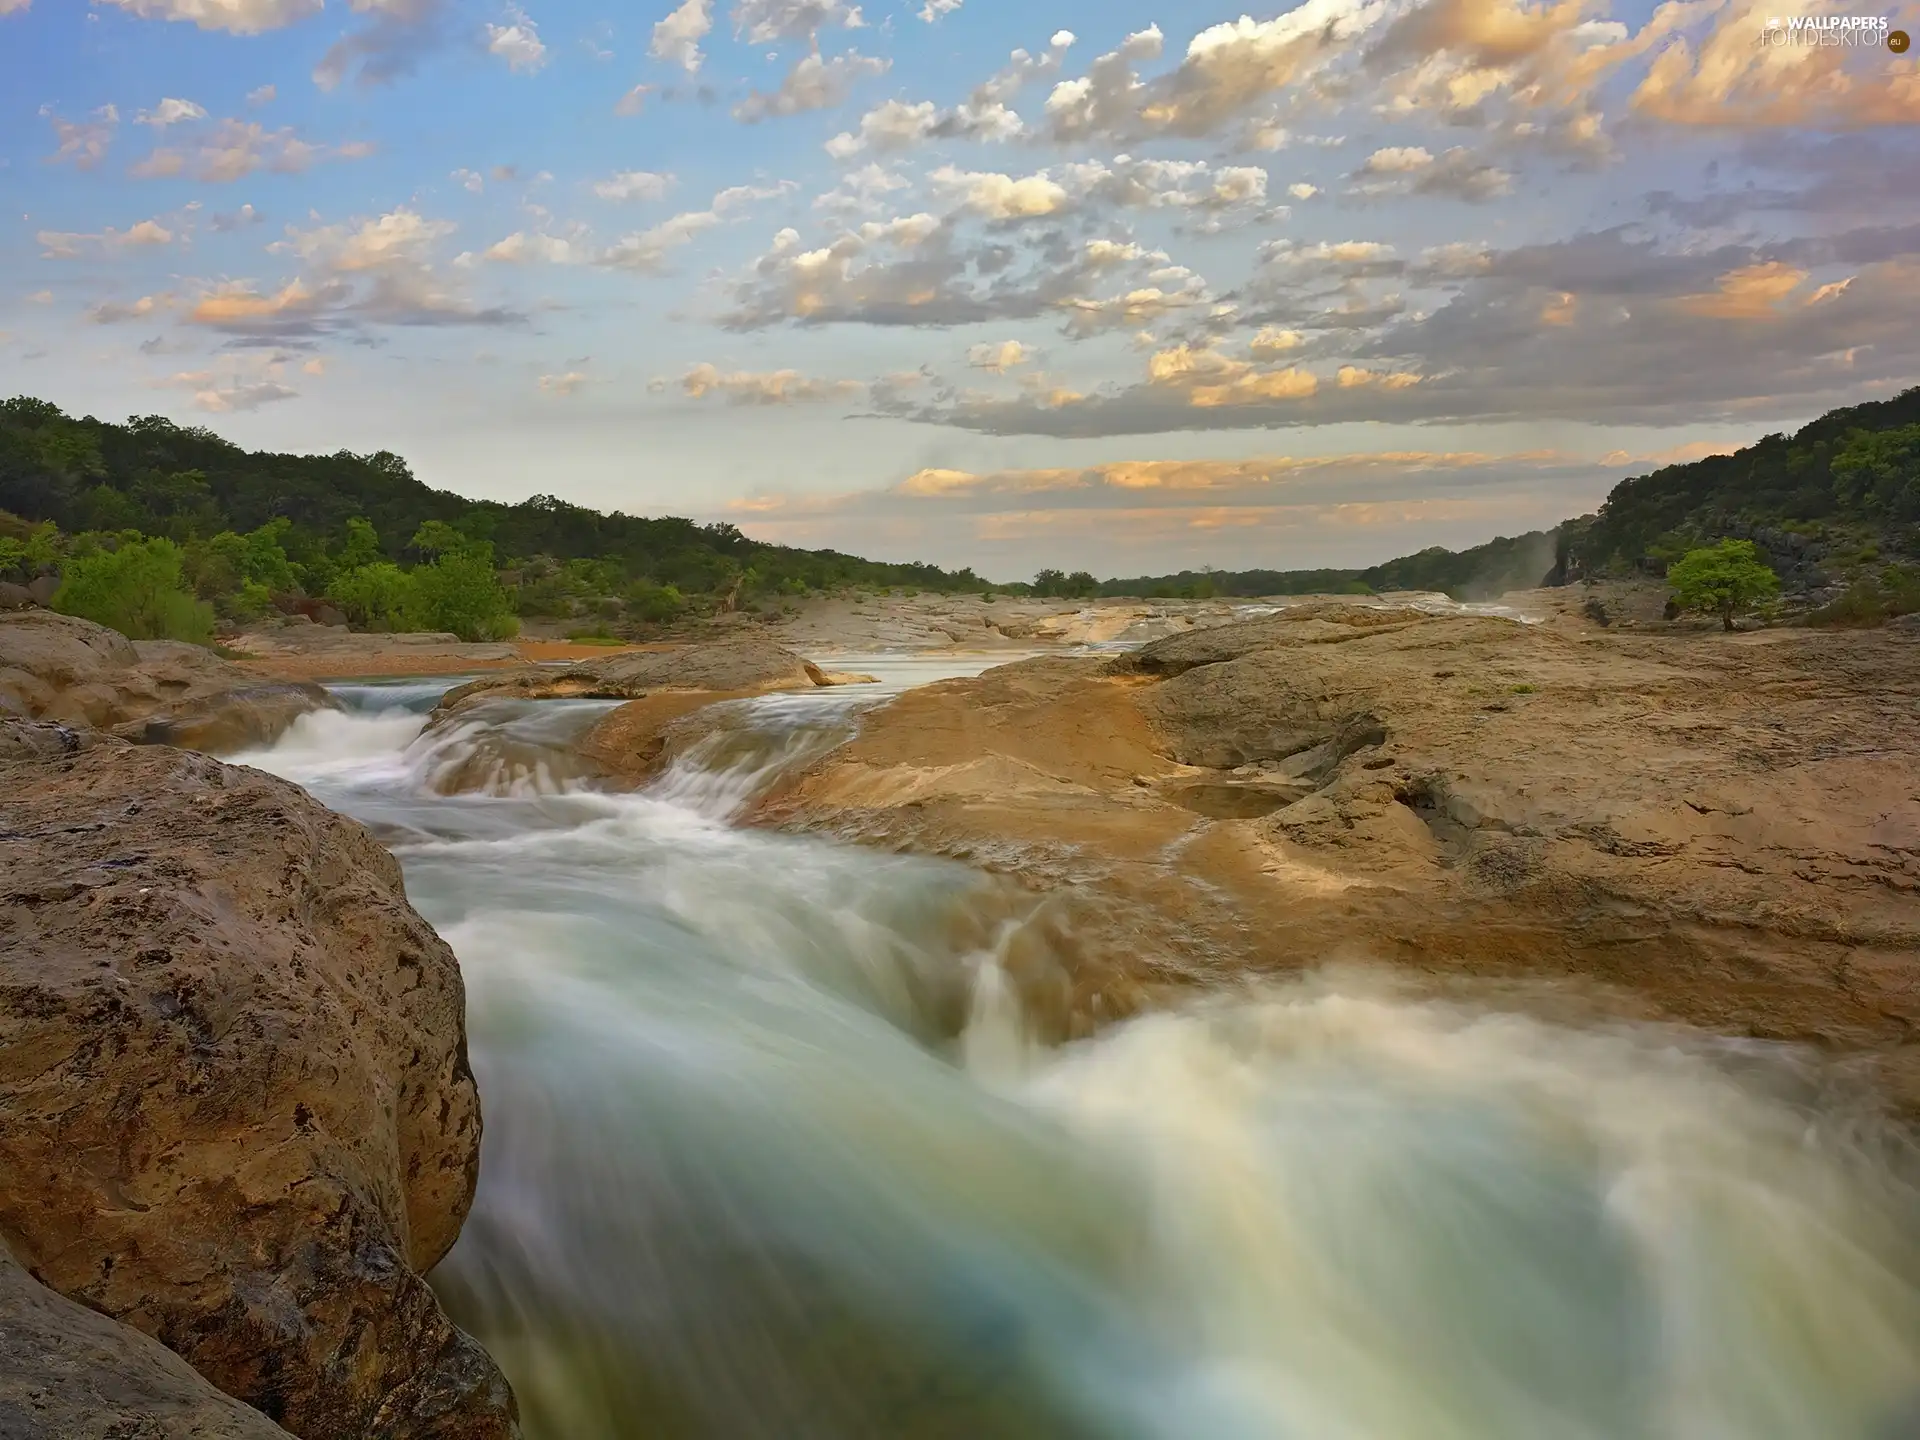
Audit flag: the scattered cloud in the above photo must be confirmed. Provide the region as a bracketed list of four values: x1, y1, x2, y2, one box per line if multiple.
[593, 169, 674, 201]
[87, 293, 175, 324]
[735, 51, 888, 122]
[137, 97, 208, 127]
[158, 367, 300, 411]
[732, 0, 864, 44]
[43, 104, 119, 169]
[130, 117, 373, 182]
[678, 361, 864, 403]
[539, 370, 589, 395]
[486, 5, 547, 72]
[601, 181, 794, 272]
[246, 83, 276, 105]
[38, 219, 176, 258]
[97, 0, 321, 33]
[968, 339, 1031, 372]
[651, 0, 712, 72]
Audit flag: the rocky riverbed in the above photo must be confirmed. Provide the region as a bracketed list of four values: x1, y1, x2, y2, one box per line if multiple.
[2, 594, 1917, 1435]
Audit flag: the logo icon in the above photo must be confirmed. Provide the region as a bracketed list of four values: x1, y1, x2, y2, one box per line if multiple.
[1890, 26, 1911, 49]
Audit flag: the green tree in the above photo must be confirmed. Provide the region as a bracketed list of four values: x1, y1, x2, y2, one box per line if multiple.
[1666, 540, 1781, 632]
[337, 517, 382, 570]
[327, 561, 417, 630]
[241, 518, 298, 592]
[53, 536, 214, 643]
[408, 552, 518, 640]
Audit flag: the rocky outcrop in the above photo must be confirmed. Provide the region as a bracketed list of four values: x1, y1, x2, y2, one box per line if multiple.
[430, 635, 833, 719]
[0, 610, 333, 753]
[0, 1242, 292, 1439]
[0, 743, 518, 1438]
[758, 605, 1920, 1107]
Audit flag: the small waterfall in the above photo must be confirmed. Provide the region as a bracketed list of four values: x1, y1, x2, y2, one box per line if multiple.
[229, 663, 1920, 1440]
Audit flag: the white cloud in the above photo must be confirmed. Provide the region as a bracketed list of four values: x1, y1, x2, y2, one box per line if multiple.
[733, 0, 863, 43]
[453, 167, 485, 192]
[160, 368, 299, 411]
[1288, 182, 1318, 199]
[917, 0, 960, 19]
[651, 0, 712, 72]
[735, 51, 888, 122]
[1359, 146, 1434, 174]
[43, 104, 118, 169]
[96, 0, 321, 32]
[130, 118, 369, 183]
[968, 339, 1032, 373]
[487, 7, 548, 73]
[593, 169, 674, 201]
[246, 83, 276, 105]
[601, 181, 794, 272]
[539, 371, 588, 395]
[86, 293, 174, 324]
[680, 362, 864, 403]
[38, 220, 176, 258]
[137, 97, 208, 128]
[481, 230, 592, 264]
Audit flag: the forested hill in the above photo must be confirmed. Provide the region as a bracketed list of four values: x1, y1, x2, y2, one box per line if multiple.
[1103, 385, 1920, 601]
[0, 396, 986, 598]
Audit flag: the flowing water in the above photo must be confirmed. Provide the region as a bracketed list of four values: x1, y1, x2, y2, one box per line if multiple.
[236, 663, 1920, 1440]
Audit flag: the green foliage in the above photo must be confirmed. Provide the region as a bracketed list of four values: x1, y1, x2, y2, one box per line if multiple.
[1666, 540, 1781, 631]
[1805, 564, 1920, 628]
[408, 552, 519, 641]
[1032, 568, 1100, 599]
[326, 562, 416, 631]
[0, 516, 60, 579]
[626, 580, 687, 624]
[53, 536, 215, 643]
[337, 516, 382, 570]
[0, 399, 989, 615]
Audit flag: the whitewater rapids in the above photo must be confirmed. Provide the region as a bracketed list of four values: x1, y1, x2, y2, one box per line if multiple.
[234, 663, 1920, 1440]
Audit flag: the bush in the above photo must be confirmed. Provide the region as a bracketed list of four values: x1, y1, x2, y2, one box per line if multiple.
[408, 553, 519, 641]
[1666, 540, 1781, 631]
[1806, 565, 1920, 627]
[53, 536, 214, 643]
[327, 561, 416, 630]
[626, 580, 686, 624]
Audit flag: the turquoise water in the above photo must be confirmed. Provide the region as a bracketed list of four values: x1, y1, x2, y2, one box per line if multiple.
[237, 669, 1920, 1440]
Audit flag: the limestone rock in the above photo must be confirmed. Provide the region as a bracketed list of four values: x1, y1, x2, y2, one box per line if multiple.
[0, 611, 333, 753]
[759, 606, 1920, 1109]
[0, 744, 519, 1439]
[0, 1242, 291, 1439]
[431, 635, 830, 720]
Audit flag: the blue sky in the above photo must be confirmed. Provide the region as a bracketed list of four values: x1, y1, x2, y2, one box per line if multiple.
[2, 0, 1917, 581]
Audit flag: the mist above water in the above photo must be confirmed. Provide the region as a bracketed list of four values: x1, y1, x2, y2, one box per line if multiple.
[237, 665, 1920, 1440]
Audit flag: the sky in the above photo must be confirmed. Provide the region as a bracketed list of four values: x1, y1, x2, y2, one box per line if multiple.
[1, 0, 1917, 581]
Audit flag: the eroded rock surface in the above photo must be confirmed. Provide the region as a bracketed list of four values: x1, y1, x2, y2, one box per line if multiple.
[0, 743, 518, 1439]
[0, 610, 333, 753]
[0, 1242, 292, 1439]
[431, 634, 831, 716]
[758, 605, 1920, 1106]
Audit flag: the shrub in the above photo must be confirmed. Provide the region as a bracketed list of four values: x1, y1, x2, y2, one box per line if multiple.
[1666, 540, 1781, 631]
[327, 561, 416, 631]
[408, 552, 519, 641]
[53, 536, 214, 643]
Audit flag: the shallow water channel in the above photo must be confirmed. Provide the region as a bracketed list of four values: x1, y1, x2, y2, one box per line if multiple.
[235, 656, 1920, 1440]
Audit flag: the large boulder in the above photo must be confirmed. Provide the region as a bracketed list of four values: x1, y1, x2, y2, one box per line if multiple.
[0, 743, 518, 1439]
[0, 1242, 291, 1439]
[0, 610, 334, 752]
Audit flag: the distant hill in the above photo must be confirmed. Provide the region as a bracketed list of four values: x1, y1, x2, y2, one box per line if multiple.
[0, 396, 989, 602]
[1105, 386, 1920, 601]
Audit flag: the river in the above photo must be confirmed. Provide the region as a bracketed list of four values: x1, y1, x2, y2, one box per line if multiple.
[235, 656, 1920, 1440]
